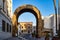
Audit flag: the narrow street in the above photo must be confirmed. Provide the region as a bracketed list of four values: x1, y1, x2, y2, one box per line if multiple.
[18, 34, 45, 40]
[18, 34, 37, 40]
[4, 37, 22, 40]
[2, 33, 45, 40]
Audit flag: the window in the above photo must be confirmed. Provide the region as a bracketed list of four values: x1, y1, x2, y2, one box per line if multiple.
[7, 9, 8, 16]
[28, 30, 30, 33]
[28, 26, 30, 28]
[10, 25, 11, 32]
[7, 23, 9, 32]
[2, 20, 5, 32]
[22, 27, 23, 28]
[3, 0, 5, 11]
[21, 30, 23, 33]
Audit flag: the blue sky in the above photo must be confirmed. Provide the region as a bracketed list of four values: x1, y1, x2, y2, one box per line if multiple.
[12, 0, 58, 26]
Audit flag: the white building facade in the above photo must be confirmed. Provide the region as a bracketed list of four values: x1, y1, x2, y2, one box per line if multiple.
[58, 0, 60, 30]
[32, 26, 36, 33]
[0, 0, 12, 33]
[44, 14, 58, 36]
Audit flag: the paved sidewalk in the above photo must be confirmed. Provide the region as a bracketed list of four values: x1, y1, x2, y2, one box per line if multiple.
[4, 37, 22, 40]
[0, 32, 12, 40]
[3, 36, 28, 40]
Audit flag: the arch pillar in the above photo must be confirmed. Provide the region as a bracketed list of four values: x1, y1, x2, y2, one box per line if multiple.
[12, 14, 18, 37]
[38, 19, 43, 37]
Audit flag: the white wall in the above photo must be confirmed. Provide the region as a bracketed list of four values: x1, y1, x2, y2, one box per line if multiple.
[44, 17, 51, 29]
[32, 26, 36, 33]
[44, 14, 57, 36]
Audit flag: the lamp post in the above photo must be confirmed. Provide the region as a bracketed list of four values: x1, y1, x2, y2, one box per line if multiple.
[53, 0, 57, 35]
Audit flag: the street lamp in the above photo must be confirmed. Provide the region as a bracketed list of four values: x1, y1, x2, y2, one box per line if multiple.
[53, 0, 58, 36]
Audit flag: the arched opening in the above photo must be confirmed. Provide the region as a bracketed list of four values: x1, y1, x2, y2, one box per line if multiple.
[18, 12, 36, 36]
[12, 5, 43, 37]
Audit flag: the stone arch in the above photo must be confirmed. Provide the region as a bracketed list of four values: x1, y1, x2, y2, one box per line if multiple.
[12, 4, 43, 37]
